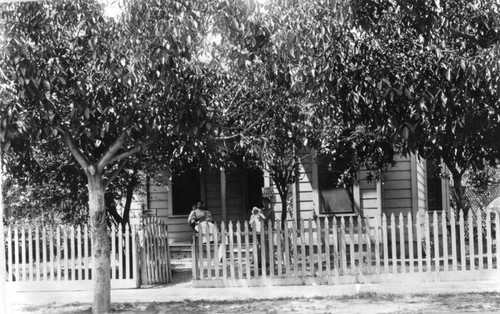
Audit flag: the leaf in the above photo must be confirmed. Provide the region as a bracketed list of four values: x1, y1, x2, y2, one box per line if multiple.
[84, 108, 90, 119]
[445, 68, 451, 81]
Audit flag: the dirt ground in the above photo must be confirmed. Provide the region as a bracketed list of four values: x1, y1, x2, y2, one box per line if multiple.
[15, 292, 500, 314]
[11, 259, 500, 313]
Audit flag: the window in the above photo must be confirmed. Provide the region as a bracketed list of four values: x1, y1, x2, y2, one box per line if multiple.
[317, 156, 354, 214]
[171, 169, 201, 215]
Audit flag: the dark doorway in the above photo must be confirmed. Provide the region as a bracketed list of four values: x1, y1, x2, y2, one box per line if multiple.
[172, 169, 201, 216]
[247, 168, 264, 210]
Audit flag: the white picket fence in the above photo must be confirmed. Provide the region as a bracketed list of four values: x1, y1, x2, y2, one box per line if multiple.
[192, 210, 500, 287]
[4, 219, 171, 292]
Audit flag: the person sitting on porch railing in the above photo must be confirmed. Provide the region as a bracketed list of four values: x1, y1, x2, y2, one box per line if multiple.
[188, 201, 213, 232]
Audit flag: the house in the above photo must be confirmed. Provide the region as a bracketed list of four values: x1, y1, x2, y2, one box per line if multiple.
[140, 153, 450, 245]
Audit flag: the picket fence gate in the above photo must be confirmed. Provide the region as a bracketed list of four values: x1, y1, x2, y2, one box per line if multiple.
[4, 218, 171, 292]
[192, 210, 500, 287]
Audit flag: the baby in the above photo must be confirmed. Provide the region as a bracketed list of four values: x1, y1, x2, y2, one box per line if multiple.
[249, 206, 266, 232]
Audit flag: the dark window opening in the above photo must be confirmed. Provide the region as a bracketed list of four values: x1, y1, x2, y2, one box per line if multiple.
[317, 156, 354, 214]
[172, 169, 201, 216]
[427, 161, 442, 211]
[247, 168, 264, 209]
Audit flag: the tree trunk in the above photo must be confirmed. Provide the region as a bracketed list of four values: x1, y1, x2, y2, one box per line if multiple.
[447, 165, 468, 217]
[88, 174, 111, 314]
[122, 174, 138, 230]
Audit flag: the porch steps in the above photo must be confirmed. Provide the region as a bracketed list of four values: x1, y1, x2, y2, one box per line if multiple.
[170, 242, 192, 260]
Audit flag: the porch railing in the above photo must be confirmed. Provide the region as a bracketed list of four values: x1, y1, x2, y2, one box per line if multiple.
[192, 210, 500, 287]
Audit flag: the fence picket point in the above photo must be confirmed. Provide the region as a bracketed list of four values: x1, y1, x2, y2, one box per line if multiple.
[221, 222, 228, 280]
[111, 226, 116, 280]
[477, 209, 484, 270]
[236, 222, 243, 279]
[416, 213, 422, 273]
[442, 211, 449, 272]
[56, 226, 61, 281]
[283, 220, 290, 276]
[276, 222, 282, 277]
[324, 217, 331, 276]
[42, 227, 47, 281]
[308, 218, 315, 277]
[340, 217, 347, 275]
[84, 225, 90, 280]
[214, 223, 220, 279]
[21, 226, 26, 281]
[292, 220, 300, 277]
[28, 226, 33, 281]
[297, 219, 304, 278]
[132, 225, 138, 287]
[486, 210, 492, 269]
[433, 211, 439, 272]
[244, 222, 251, 279]
[390, 214, 397, 274]
[64, 227, 69, 281]
[125, 224, 131, 280]
[267, 220, 274, 278]
[315, 218, 323, 277]
[7, 226, 13, 282]
[229, 221, 236, 279]
[348, 217, 355, 275]
[35, 226, 41, 281]
[365, 217, 373, 275]
[398, 213, 406, 274]
[495, 211, 500, 269]
[424, 212, 431, 273]
[49, 226, 55, 281]
[458, 210, 467, 271]
[77, 226, 82, 280]
[407, 214, 414, 273]
[70, 226, 75, 281]
[332, 218, 339, 277]
[357, 216, 364, 276]
[468, 211, 474, 270]
[381, 214, 388, 274]
[459, 210, 466, 271]
[450, 211, 458, 271]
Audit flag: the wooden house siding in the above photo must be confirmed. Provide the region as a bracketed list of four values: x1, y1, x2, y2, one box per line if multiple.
[382, 155, 413, 217]
[148, 183, 169, 220]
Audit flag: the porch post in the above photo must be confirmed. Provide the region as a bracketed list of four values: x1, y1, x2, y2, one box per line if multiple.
[312, 159, 320, 216]
[221, 169, 227, 222]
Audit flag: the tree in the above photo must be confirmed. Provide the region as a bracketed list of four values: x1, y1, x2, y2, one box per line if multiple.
[345, 0, 500, 215]
[1, 0, 214, 311]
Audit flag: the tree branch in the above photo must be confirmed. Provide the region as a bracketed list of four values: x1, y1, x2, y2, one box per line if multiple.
[97, 130, 128, 172]
[108, 137, 155, 165]
[60, 128, 91, 171]
[103, 159, 128, 189]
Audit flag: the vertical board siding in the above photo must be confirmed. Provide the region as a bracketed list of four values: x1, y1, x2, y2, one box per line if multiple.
[193, 210, 500, 286]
